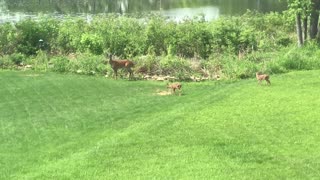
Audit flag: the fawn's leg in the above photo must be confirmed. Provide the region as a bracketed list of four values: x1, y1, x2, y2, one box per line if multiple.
[266, 79, 271, 85]
[258, 79, 261, 85]
[172, 88, 176, 94]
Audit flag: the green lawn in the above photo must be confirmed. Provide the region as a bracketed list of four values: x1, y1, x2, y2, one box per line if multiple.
[1, 70, 320, 179]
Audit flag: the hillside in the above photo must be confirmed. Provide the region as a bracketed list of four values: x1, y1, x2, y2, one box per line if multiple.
[1, 70, 320, 179]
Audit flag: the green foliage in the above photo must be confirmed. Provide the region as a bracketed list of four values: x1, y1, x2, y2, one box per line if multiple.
[50, 56, 70, 72]
[0, 53, 27, 69]
[37, 17, 60, 52]
[279, 43, 320, 70]
[57, 18, 87, 53]
[286, 0, 312, 15]
[134, 54, 159, 75]
[9, 53, 26, 65]
[265, 59, 287, 74]
[0, 12, 296, 59]
[80, 33, 104, 55]
[92, 15, 145, 57]
[13, 18, 59, 55]
[217, 57, 258, 79]
[175, 18, 213, 58]
[0, 55, 15, 69]
[32, 50, 49, 71]
[210, 16, 258, 55]
[145, 16, 170, 56]
[14, 19, 41, 55]
[67, 53, 105, 75]
[1, 12, 320, 79]
[159, 56, 192, 78]
[236, 11, 294, 51]
[0, 23, 16, 55]
[210, 17, 240, 53]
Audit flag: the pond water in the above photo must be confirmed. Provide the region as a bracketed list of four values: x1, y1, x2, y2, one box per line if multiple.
[0, 0, 287, 23]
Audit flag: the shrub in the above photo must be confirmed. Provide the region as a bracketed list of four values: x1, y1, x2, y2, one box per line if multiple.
[80, 33, 104, 55]
[279, 43, 320, 71]
[0, 23, 16, 55]
[145, 16, 170, 56]
[174, 18, 213, 58]
[0, 55, 14, 69]
[281, 51, 305, 70]
[92, 15, 145, 58]
[50, 56, 70, 72]
[68, 53, 105, 75]
[265, 59, 287, 74]
[159, 56, 192, 77]
[32, 50, 49, 71]
[13, 18, 59, 55]
[37, 17, 60, 52]
[221, 58, 258, 79]
[134, 55, 159, 75]
[1, 12, 315, 80]
[9, 53, 26, 65]
[57, 18, 87, 53]
[15, 19, 41, 55]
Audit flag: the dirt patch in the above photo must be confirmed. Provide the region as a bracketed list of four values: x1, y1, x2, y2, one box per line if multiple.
[24, 74, 41, 77]
[155, 88, 172, 96]
[156, 91, 172, 96]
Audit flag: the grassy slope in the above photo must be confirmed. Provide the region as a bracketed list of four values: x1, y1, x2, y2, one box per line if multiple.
[1, 70, 320, 179]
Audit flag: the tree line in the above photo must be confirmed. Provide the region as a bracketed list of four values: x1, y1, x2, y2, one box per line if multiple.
[287, 0, 320, 46]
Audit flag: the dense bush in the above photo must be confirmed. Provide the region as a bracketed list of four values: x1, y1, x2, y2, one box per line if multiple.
[1, 12, 319, 80]
[175, 18, 213, 58]
[80, 33, 104, 55]
[56, 19, 87, 54]
[0, 12, 294, 57]
[0, 53, 28, 69]
[279, 43, 320, 71]
[92, 15, 145, 57]
[145, 16, 170, 56]
[50, 56, 70, 72]
[0, 23, 16, 55]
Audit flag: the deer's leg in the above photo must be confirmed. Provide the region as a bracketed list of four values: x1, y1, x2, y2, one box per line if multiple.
[127, 68, 133, 79]
[114, 69, 118, 79]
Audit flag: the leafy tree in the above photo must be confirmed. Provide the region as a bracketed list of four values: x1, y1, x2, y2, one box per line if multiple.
[310, 0, 320, 39]
[286, 0, 320, 46]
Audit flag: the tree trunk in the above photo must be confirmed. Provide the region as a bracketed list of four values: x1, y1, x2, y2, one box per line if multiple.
[296, 13, 304, 47]
[310, 11, 319, 39]
[310, 0, 320, 39]
[303, 16, 308, 42]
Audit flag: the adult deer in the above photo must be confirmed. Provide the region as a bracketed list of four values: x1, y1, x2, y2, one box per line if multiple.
[108, 54, 134, 79]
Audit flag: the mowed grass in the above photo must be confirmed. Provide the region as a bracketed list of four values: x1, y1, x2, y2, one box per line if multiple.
[1, 70, 320, 179]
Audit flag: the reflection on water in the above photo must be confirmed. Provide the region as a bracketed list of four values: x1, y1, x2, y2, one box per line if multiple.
[161, 6, 219, 22]
[0, 0, 286, 23]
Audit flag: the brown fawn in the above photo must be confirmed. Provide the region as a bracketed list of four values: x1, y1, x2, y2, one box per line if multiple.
[108, 54, 134, 79]
[167, 82, 182, 96]
[256, 72, 271, 85]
